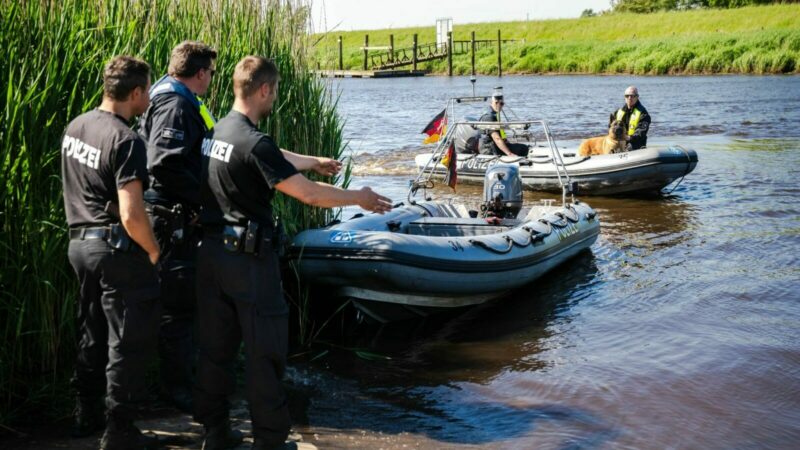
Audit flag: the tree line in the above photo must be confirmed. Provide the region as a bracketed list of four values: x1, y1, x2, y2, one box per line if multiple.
[610, 0, 794, 13]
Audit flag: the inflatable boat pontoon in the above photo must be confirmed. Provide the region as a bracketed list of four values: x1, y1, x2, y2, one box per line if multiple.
[289, 119, 601, 323]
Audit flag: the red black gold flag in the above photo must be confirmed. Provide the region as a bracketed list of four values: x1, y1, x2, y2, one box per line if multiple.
[440, 142, 457, 191]
[421, 108, 447, 144]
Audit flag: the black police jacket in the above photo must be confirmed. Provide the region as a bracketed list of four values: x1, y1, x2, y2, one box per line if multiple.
[138, 93, 207, 208]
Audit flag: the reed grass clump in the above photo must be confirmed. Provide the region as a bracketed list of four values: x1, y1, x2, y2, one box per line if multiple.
[0, 0, 344, 425]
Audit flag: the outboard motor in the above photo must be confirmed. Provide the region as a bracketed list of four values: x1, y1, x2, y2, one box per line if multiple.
[482, 163, 523, 219]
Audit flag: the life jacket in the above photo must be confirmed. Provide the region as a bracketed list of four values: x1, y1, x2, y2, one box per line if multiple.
[150, 75, 216, 130]
[616, 107, 641, 136]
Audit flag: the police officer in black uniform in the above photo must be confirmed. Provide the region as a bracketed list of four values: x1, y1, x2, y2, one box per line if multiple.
[479, 87, 529, 157]
[194, 56, 392, 450]
[62, 56, 161, 449]
[138, 41, 217, 412]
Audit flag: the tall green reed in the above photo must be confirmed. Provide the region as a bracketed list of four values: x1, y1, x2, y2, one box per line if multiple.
[0, 0, 344, 425]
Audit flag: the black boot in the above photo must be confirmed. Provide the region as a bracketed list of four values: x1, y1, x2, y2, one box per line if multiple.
[201, 419, 243, 450]
[99, 418, 159, 450]
[70, 398, 105, 438]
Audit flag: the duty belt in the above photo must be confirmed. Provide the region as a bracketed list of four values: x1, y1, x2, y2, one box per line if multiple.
[204, 221, 281, 256]
[69, 224, 133, 251]
[69, 226, 111, 240]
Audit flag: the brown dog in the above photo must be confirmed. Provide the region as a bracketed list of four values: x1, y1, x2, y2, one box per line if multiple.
[578, 116, 628, 157]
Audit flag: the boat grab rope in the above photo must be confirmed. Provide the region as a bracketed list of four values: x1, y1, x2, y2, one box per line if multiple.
[523, 156, 591, 167]
[468, 225, 550, 254]
[554, 205, 580, 223]
[662, 146, 693, 195]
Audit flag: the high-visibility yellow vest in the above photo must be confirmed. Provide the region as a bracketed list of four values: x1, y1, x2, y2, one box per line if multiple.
[198, 98, 216, 130]
[151, 75, 216, 131]
[617, 107, 641, 136]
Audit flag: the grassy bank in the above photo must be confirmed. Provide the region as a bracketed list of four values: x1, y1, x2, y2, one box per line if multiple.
[0, 0, 343, 426]
[311, 4, 800, 74]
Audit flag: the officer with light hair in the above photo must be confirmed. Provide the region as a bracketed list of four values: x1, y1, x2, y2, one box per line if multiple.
[194, 55, 391, 450]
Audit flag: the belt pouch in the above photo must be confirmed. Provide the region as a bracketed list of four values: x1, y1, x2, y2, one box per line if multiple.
[107, 224, 132, 251]
[222, 225, 245, 252]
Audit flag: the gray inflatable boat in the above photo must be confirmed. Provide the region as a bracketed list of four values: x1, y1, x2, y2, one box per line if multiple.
[416, 145, 698, 196]
[416, 95, 698, 196]
[290, 120, 600, 323]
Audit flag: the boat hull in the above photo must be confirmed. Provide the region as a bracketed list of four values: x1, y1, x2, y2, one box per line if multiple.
[415, 146, 698, 196]
[289, 201, 600, 320]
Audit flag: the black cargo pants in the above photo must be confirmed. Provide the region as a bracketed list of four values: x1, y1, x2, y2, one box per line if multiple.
[149, 206, 198, 394]
[194, 235, 290, 446]
[68, 238, 160, 422]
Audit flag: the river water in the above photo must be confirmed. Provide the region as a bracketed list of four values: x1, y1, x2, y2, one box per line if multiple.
[291, 75, 800, 449]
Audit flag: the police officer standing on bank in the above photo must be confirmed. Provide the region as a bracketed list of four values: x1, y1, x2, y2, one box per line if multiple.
[194, 56, 392, 450]
[62, 56, 161, 449]
[610, 85, 651, 150]
[138, 41, 217, 412]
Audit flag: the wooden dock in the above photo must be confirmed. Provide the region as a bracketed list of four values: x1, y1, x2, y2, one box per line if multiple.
[311, 69, 428, 78]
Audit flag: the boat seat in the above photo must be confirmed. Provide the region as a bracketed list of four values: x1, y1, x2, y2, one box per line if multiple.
[435, 203, 471, 218]
[407, 217, 519, 237]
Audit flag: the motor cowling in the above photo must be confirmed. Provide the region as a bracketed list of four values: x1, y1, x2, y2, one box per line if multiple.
[482, 163, 523, 218]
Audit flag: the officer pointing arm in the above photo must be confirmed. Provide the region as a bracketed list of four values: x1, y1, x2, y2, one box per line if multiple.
[280, 151, 343, 177]
[194, 56, 388, 450]
[276, 150, 386, 211]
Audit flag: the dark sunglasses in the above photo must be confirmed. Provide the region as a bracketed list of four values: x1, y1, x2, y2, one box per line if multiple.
[625, 94, 638, 98]
[205, 67, 216, 77]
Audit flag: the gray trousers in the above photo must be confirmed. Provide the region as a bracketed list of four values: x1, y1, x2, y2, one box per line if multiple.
[68, 238, 160, 422]
[194, 235, 290, 446]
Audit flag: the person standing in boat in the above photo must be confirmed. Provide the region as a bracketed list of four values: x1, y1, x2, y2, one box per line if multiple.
[194, 56, 391, 450]
[479, 87, 529, 157]
[611, 86, 651, 150]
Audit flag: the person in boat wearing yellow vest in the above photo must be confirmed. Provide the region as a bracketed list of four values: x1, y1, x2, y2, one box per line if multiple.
[479, 87, 529, 157]
[137, 40, 217, 413]
[611, 86, 651, 150]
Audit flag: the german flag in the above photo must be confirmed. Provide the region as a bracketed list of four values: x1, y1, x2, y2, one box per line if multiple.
[421, 108, 447, 144]
[440, 142, 457, 191]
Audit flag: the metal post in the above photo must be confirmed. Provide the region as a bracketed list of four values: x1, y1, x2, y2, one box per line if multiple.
[413, 34, 418, 71]
[447, 31, 453, 76]
[471, 30, 476, 76]
[497, 29, 502, 77]
[389, 34, 394, 63]
[338, 36, 343, 71]
[363, 35, 369, 71]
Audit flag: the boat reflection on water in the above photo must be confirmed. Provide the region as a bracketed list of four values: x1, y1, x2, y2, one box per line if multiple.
[293, 252, 614, 448]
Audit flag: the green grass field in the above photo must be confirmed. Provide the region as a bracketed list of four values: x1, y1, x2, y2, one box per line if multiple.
[311, 4, 800, 74]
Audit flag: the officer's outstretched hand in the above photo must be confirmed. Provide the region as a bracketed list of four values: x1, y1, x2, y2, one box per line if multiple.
[358, 187, 392, 214]
[314, 157, 342, 177]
